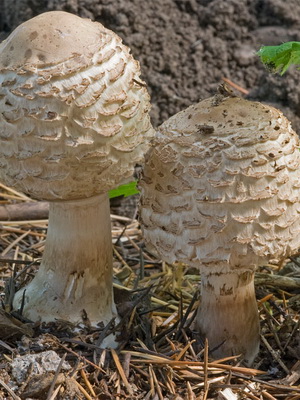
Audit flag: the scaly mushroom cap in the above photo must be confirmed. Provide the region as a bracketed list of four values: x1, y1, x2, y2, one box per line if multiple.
[140, 96, 300, 268]
[0, 11, 154, 200]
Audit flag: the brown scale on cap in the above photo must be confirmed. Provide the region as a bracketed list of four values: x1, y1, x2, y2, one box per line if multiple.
[140, 95, 300, 365]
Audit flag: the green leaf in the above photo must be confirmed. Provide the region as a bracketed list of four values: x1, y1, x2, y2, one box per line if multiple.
[108, 180, 139, 199]
[258, 41, 300, 75]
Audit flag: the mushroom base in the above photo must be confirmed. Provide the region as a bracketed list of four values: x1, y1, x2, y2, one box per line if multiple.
[13, 194, 118, 328]
[195, 266, 259, 366]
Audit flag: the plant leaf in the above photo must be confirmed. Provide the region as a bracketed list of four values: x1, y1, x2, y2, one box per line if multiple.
[258, 41, 300, 75]
[108, 181, 139, 199]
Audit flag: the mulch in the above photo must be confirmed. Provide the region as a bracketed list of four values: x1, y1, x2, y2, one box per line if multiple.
[0, 186, 299, 399]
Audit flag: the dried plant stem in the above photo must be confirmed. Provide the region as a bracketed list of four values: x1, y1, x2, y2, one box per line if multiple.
[111, 349, 133, 395]
[0, 379, 21, 400]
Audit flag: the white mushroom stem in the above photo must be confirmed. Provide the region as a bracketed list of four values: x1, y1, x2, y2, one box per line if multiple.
[196, 265, 259, 366]
[13, 194, 117, 326]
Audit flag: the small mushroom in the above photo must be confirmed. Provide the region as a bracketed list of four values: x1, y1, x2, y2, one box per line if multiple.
[0, 11, 154, 326]
[139, 95, 300, 365]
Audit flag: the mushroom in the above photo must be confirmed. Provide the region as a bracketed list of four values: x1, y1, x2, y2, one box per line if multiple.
[139, 94, 300, 365]
[0, 11, 154, 326]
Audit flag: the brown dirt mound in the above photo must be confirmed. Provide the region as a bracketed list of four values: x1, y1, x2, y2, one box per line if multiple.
[2, 0, 300, 131]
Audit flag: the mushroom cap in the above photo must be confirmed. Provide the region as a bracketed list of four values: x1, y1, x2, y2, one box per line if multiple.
[140, 96, 300, 268]
[0, 11, 154, 200]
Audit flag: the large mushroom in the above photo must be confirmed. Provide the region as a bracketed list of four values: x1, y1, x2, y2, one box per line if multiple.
[0, 11, 154, 325]
[139, 93, 300, 365]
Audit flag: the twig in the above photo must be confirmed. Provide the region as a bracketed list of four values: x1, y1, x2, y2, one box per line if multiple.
[125, 233, 156, 262]
[283, 319, 300, 351]
[0, 182, 33, 201]
[261, 303, 284, 352]
[72, 378, 93, 400]
[113, 247, 131, 269]
[0, 339, 14, 352]
[233, 372, 300, 393]
[175, 289, 199, 340]
[0, 378, 21, 400]
[241, 389, 260, 400]
[204, 338, 209, 392]
[58, 342, 106, 373]
[47, 385, 62, 400]
[122, 352, 131, 379]
[46, 353, 67, 400]
[110, 213, 135, 222]
[0, 258, 37, 269]
[111, 348, 133, 395]
[123, 351, 264, 375]
[262, 390, 277, 400]
[0, 201, 49, 221]
[80, 369, 96, 397]
[148, 365, 155, 396]
[255, 273, 300, 289]
[181, 329, 197, 359]
[0, 219, 48, 225]
[149, 364, 164, 400]
[175, 340, 196, 361]
[1, 231, 30, 257]
[221, 77, 249, 94]
[260, 335, 290, 374]
[186, 381, 196, 400]
[0, 226, 45, 237]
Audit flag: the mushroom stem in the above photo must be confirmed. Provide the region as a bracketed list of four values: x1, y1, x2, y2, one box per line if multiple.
[13, 194, 117, 326]
[196, 266, 259, 366]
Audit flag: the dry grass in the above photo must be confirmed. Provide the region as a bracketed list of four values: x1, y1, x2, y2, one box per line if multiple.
[0, 186, 299, 399]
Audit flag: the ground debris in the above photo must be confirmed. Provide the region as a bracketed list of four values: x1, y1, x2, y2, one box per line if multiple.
[0, 188, 299, 399]
[11, 350, 71, 384]
[0, 309, 33, 340]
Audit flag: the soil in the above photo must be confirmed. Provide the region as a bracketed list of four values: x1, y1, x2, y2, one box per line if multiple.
[2, 0, 300, 132]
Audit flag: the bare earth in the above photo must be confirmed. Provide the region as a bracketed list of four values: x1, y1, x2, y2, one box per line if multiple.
[2, 0, 300, 131]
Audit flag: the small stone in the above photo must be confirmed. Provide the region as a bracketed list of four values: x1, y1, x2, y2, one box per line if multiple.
[11, 350, 71, 384]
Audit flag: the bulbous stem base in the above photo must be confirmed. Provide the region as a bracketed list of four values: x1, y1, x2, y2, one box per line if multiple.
[13, 194, 117, 327]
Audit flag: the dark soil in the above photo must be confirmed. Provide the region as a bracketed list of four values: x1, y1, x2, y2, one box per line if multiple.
[2, 0, 300, 132]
